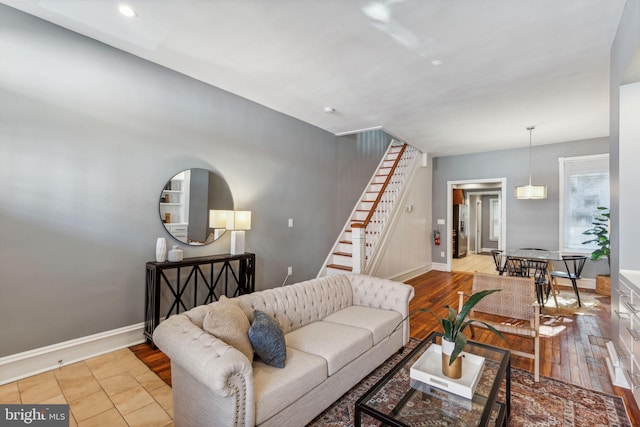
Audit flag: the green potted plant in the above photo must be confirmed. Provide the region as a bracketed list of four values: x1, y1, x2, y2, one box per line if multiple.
[415, 289, 509, 379]
[582, 206, 611, 295]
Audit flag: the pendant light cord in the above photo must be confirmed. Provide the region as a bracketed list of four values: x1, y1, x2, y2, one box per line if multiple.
[527, 126, 535, 186]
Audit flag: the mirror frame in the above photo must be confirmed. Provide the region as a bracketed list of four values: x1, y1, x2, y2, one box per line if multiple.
[158, 168, 234, 245]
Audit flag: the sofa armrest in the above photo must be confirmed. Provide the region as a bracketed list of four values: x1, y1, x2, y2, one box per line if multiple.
[152, 314, 255, 426]
[348, 274, 415, 344]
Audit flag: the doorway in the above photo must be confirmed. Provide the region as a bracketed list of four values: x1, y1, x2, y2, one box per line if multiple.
[447, 178, 507, 273]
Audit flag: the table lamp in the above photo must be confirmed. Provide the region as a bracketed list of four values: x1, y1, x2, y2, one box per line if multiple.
[209, 209, 231, 240]
[226, 210, 252, 254]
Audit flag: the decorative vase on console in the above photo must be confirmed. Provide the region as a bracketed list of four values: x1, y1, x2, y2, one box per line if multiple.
[156, 237, 167, 262]
[168, 245, 183, 262]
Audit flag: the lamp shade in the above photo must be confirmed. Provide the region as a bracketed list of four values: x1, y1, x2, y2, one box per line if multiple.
[514, 126, 547, 200]
[514, 184, 547, 200]
[209, 210, 232, 228]
[227, 211, 252, 230]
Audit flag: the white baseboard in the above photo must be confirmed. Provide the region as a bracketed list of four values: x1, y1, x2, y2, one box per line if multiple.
[388, 263, 432, 282]
[431, 262, 449, 272]
[481, 247, 498, 253]
[581, 278, 596, 290]
[0, 322, 146, 385]
[554, 277, 596, 290]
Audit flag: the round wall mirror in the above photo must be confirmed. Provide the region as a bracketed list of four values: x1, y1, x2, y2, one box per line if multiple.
[159, 168, 234, 245]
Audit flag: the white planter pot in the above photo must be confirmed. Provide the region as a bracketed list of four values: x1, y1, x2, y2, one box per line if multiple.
[441, 338, 456, 357]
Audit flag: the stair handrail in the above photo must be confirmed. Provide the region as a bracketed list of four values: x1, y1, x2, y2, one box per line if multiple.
[352, 143, 407, 229]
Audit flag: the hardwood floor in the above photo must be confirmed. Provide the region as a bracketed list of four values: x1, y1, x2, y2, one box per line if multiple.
[405, 270, 640, 425]
[134, 269, 640, 425]
[130, 343, 172, 386]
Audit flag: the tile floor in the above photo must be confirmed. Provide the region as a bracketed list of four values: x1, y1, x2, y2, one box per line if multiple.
[0, 348, 173, 427]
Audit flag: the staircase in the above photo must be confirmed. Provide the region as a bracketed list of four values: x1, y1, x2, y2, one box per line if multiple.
[319, 141, 419, 276]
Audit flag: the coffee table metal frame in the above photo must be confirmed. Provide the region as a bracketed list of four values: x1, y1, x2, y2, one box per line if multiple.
[355, 332, 511, 427]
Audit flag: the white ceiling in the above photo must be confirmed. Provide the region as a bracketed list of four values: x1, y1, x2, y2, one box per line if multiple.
[2, 0, 627, 156]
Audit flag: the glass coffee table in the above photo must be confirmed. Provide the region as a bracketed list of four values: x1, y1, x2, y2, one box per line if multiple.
[355, 332, 511, 426]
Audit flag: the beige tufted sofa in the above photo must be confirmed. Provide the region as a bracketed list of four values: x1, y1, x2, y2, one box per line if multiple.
[152, 273, 414, 427]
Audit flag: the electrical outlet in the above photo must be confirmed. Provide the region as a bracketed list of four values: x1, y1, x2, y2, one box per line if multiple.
[288, 266, 293, 275]
[440, 251, 445, 258]
[288, 218, 294, 228]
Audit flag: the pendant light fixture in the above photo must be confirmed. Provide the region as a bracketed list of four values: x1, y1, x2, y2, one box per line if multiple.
[514, 126, 547, 199]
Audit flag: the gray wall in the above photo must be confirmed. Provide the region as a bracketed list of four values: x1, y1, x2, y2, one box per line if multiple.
[481, 195, 499, 250]
[336, 130, 392, 226]
[432, 138, 610, 278]
[0, 6, 376, 356]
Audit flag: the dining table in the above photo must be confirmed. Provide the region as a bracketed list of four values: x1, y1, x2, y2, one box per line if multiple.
[502, 248, 563, 309]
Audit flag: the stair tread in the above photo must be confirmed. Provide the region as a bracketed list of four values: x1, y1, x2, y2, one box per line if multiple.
[327, 264, 352, 271]
[339, 240, 352, 244]
[333, 251, 352, 257]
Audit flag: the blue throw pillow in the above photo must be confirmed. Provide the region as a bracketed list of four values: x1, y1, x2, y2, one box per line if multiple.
[248, 310, 286, 368]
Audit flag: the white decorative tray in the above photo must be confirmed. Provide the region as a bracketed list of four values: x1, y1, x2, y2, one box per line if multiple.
[409, 343, 485, 399]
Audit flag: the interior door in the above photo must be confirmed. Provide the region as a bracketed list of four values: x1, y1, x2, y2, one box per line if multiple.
[476, 199, 482, 253]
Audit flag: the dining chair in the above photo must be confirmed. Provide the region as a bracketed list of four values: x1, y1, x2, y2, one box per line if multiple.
[462, 273, 541, 381]
[505, 257, 529, 277]
[527, 260, 550, 306]
[491, 250, 509, 275]
[505, 257, 550, 305]
[549, 255, 587, 307]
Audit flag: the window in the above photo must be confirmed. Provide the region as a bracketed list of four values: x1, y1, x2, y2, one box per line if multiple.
[559, 154, 609, 252]
[489, 198, 500, 241]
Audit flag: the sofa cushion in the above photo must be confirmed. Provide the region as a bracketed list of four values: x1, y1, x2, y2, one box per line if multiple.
[202, 296, 253, 363]
[322, 305, 403, 345]
[249, 310, 286, 368]
[253, 347, 327, 425]
[285, 321, 372, 376]
[235, 274, 354, 334]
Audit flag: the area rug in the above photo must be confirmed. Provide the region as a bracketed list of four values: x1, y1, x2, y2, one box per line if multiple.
[541, 289, 603, 316]
[307, 339, 631, 427]
[501, 314, 570, 337]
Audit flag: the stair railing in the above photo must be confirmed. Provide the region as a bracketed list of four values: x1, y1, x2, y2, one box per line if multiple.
[351, 144, 418, 273]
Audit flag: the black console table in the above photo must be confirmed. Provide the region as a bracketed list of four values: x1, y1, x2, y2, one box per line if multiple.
[144, 252, 255, 342]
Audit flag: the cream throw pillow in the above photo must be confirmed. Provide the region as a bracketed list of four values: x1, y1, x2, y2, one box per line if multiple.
[203, 296, 253, 363]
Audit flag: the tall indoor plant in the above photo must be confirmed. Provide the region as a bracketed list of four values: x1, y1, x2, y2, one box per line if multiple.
[582, 206, 610, 270]
[582, 206, 611, 294]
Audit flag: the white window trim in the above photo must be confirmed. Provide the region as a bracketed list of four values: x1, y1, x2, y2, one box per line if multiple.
[558, 153, 609, 254]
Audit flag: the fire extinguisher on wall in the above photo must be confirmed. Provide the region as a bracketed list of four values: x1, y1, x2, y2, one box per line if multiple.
[433, 229, 441, 246]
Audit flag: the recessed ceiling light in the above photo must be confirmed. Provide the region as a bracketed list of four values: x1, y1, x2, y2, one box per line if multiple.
[431, 59, 443, 66]
[118, 4, 137, 18]
[324, 107, 336, 113]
